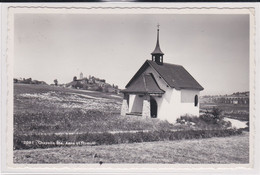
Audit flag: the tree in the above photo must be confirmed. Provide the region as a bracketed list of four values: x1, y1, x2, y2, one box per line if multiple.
[75, 81, 83, 89]
[211, 107, 223, 120]
[73, 76, 77, 81]
[96, 86, 103, 92]
[23, 78, 32, 84]
[200, 107, 223, 125]
[54, 79, 58, 86]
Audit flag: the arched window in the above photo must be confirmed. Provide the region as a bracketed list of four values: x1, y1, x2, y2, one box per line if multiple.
[194, 95, 198, 107]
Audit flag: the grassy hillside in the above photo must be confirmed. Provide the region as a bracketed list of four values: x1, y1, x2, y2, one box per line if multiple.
[13, 84, 249, 164]
[14, 132, 249, 164]
[14, 84, 175, 135]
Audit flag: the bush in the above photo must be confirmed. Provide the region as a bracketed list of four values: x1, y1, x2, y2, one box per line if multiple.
[176, 115, 201, 124]
[176, 112, 231, 130]
[211, 107, 223, 120]
[199, 113, 228, 127]
[199, 114, 217, 124]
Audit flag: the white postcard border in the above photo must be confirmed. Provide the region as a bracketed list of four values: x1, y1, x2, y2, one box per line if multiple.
[1, 2, 259, 174]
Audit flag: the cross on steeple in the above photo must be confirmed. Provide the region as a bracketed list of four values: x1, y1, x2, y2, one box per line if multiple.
[157, 24, 160, 30]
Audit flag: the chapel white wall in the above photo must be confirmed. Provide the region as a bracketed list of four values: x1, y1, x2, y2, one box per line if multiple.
[129, 94, 144, 113]
[143, 67, 200, 123]
[180, 89, 200, 117]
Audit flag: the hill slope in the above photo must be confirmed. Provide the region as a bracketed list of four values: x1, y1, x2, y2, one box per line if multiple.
[14, 84, 175, 135]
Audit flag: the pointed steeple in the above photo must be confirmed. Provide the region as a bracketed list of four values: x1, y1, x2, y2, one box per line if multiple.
[151, 24, 164, 65]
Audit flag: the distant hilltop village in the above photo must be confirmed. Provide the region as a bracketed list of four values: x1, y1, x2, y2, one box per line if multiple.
[13, 72, 120, 94]
[66, 72, 120, 94]
[200, 92, 249, 105]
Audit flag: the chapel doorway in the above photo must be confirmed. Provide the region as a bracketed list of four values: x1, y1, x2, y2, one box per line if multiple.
[150, 97, 157, 118]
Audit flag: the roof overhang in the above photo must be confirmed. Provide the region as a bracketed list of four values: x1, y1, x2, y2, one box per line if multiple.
[120, 89, 165, 95]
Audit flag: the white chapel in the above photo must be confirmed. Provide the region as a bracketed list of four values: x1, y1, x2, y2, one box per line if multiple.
[121, 26, 204, 123]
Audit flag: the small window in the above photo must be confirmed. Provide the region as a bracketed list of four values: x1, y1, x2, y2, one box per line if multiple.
[194, 95, 198, 107]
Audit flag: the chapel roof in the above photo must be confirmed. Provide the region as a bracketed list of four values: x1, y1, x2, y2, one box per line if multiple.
[124, 60, 204, 91]
[121, 73, 165, 94]
[147, 60, 204, 90]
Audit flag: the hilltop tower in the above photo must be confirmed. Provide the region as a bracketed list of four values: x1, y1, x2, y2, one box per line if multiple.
[80, 72, 83, 79]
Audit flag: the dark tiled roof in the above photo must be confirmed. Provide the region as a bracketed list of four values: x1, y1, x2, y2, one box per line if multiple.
[121, 73, 165, 94]
[147, 60, 204, 90]
[125, 60, 204, 91]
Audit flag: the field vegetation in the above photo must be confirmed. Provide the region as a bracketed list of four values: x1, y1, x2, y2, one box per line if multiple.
[14, 132, 249, 164]
[14, 84, 178, 150]
[200, 103, 249, 122]
[14, 128, 242, 150]
[14, 84, 174, 135]
[13, 84, 249, 163]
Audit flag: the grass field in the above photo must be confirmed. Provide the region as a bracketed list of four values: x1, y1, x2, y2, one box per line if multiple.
[14, 132, 249, 164]
[15, 84, 246, 135]
[13, 84, 249, 164]
[14, 84, 175, 135]
[200, 103, 249, 121]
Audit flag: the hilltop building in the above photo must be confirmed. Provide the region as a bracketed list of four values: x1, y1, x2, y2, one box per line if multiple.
[121, 26, 204, 123]
[66, 74, 119, 94]
[80, 72, 83, 79]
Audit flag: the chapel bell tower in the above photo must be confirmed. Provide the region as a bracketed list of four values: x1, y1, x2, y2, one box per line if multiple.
[151, 24, 164, 65]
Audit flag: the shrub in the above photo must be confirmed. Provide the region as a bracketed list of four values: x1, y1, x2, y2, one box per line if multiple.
[176, 115, 201, 124]
[176, 112, 231, 130]
[199, 114, 217, 124]
[211, 107, 223, 120]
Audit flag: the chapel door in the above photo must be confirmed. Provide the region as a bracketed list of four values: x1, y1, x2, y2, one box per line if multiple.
[150, 97, 157, 118]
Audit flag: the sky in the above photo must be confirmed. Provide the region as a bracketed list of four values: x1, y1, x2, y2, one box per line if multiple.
[14, 14, 249, 95]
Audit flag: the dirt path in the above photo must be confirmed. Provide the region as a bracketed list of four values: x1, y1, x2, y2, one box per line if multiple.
[224, 118, 247, 129]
